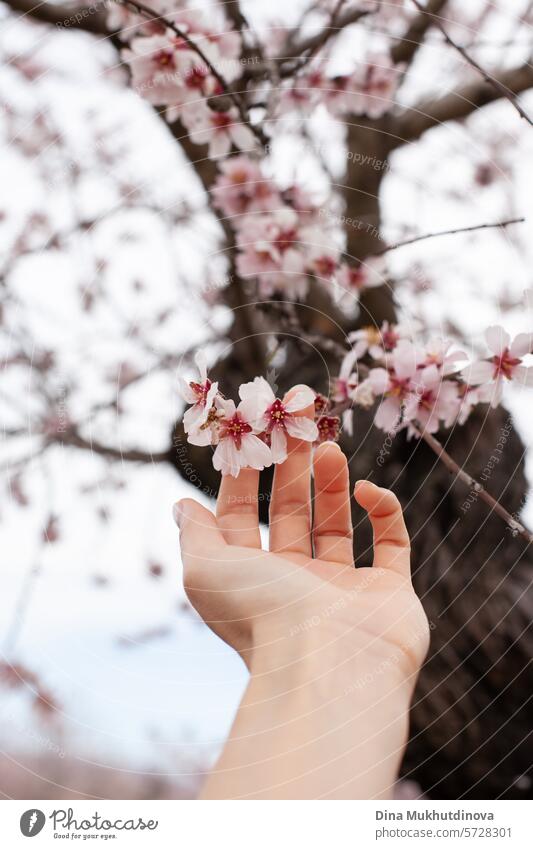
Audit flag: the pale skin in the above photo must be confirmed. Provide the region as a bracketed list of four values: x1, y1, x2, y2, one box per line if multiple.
[174, 387, 430, 800]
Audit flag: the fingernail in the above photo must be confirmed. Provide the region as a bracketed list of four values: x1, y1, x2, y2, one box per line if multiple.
[172, 502, 183, 528]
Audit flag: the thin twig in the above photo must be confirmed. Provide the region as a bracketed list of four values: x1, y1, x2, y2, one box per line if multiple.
[409, 0, 533, 126]
[412, 424, 533, 546]
[372, 217, 525, 256]
[115, 0, 266, 145]
[279, 3, 374, 74]
[326, 377, 532, 545]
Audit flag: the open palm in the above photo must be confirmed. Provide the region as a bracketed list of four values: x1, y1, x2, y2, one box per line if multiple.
[175, 393, 429, 680]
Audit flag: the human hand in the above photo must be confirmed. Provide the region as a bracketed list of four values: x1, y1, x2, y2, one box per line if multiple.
[174, 387, 429, 688]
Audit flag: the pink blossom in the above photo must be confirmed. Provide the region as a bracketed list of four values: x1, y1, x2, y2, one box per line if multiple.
[349, 55, 401, 119]
[462, 326, 533, 407]
[180, 102, 256, 158]
[212, 397, 272, 477]
[403, 365, 460, 435]
[456, 382, 496, 425]
[236, 208, 308, 297]
[336, 260, 384, 295]
[368, 341, 421, 431]
[349, 321, 414, 360]
[123, 36, 184, 104]
[332, 348, 359, 403]
[178, 351, 219, 445]
[423, 337, 468, 375]
[212, 156, 279, 217]
[238, 378, 318, 463]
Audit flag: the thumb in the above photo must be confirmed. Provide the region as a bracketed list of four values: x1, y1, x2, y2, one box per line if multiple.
[173, 498, 227, 568]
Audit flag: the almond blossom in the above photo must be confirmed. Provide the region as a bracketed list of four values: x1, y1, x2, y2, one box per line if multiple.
[238, 378, 318, 463]
[180, 103, 256, 158]
[348, 321, 414, 360]
[367, 340, 421, 431]
[211, 156, 280, 217]
[462, 326, 533, 406]
[349, 55, 402, 119]
[211, 397, 272, 477]
[178, 351, 219, 445]
[403, 365, 460, 436]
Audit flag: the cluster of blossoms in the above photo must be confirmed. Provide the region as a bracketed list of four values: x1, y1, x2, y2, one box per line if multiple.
[117, 5, 402, 301]
[211, 155, 384, 299]
[333, 324, 533, 437]
[277, 55, 403, 120]
[180, 328, 533, 477]
[179, 352, 320, 477]
[120, 5, 255, 158]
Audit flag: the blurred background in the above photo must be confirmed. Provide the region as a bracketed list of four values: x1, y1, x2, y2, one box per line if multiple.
[0, 0, 532, 799]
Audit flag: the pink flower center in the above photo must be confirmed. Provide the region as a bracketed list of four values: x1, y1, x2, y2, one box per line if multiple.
[418, 389, 435, 410]
[220, 413, 252, 449]
[266, 398, 289, 432]
[185, 65, 209, 89]
[492, 349, 521, 380]
[347, 267, 366, 289]
[212, 111, 232, 130]
[316, 415, 340, 442]
[314, 255, 337, 278]
[154, 50, 175, 70]
[314, 393, 330, 415]
[387, 376, 411, 398]
[274, 228, 298, 253]
[381, 328, 400, 351]
[189, 378, 212, 406]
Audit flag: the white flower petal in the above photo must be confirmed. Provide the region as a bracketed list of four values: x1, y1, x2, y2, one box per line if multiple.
[512, 364, 533, 387]
[213, 438, 241, 478]
[510, 333, 533, 358]
[183, 403, 206, 433]
[240, 434, 272, 470]
[461, 360, 494, 385]
[485, 325, 510, 356]
[194, 349, 208, 381]
[284, 386, 315, 412]
[285, 415, 319, 441]
[177, 376, 197, 404]
[270, 427, 288, 463]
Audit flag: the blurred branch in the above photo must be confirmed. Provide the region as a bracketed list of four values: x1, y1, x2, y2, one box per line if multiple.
[54, 428, 169, 463]
[372, 217, 525, 256]
[408, 0, 533, 126]
[391, 0, 449, 65]
[395, 62, 533, 141]
[1, 0, 111, 35]
[280, 3, 373, 72]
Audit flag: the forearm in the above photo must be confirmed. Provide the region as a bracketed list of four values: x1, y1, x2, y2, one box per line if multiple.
[200, 636, 415, 800]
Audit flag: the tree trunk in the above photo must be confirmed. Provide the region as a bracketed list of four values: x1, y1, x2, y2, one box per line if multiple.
[169, 120, 533, 799]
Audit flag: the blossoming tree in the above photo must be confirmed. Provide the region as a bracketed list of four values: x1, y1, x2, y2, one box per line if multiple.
[2, 0, 533, 798]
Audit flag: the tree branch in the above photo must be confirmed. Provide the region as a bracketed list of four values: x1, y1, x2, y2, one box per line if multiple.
[408, 0, 533, 126]
[54, 428, 169, 463]
[395, 62, 533, 141]
[372, 217, 525, 256]
[279, 3, 373, 70]
[391, 0, 449, 65]
[116, 0, 266, 145]
[2, 0, 111, 34]
[413, 424, 533, 546]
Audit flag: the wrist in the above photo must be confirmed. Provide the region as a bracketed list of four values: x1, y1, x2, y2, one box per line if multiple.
[248, 619, 416, 715]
